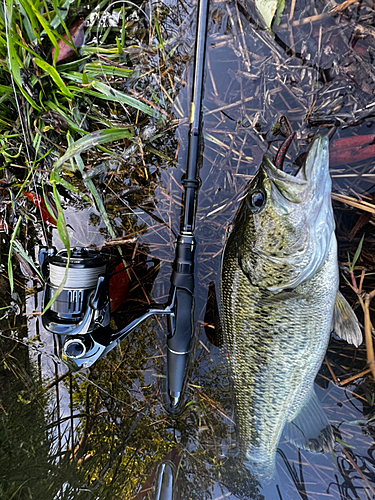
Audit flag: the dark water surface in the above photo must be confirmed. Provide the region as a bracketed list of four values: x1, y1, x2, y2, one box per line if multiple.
[2, 0, 375, 498]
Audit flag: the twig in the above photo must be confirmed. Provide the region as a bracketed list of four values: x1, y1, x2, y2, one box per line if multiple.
[279, 13, 329, 29]
[330, 0, 359, 13]
[331, 193, 375, 214]
[324, 356, 339, 385]
[338, 368, 372, 386]
[363, 294, 375, 379]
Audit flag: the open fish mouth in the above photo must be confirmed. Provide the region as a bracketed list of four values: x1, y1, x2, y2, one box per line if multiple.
[262, 134, 330, 203]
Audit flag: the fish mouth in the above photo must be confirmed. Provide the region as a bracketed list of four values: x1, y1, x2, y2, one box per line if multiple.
[262, 134, 329, 203]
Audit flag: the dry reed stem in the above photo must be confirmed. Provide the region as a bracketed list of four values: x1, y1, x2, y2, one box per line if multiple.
[338, 368, 371, 386]
[324, 356, 339, 385]
[330, 0, 359, 13]
[363, 294, 375, 379]
[331, 193, 375, 214]
[279, 13, 329, 29]
[289, 0, 296, 21]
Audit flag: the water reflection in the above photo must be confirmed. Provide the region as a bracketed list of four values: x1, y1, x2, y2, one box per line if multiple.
[1, 0, 375, 498]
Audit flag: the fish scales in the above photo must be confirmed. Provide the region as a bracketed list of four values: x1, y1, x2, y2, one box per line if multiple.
[221, 231, 337, 462]
[218, 134, 361, 479]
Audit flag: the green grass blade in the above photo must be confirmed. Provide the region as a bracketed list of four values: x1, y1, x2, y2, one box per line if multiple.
[3, 4, 42, 110]
[154, 17, 165, 53]
[27, 0, 60, 65]
[352, 234, 365, 270]
[50, 0, 73, 30]
[8, 216, 22, 295]
[116, 37, 123, 55]
[83, 63, 134, 78]
[41, 182, 58, 223]
[63, 75, 158, 117]
[34, 58, 73, 98]
[17, 0, 41, 43]
[43, 170, 71, 314]
[92, 81, 158, 117]
[4, 0, 22, 89]
[51, 0, 72, 45]
[74, 151, 116, 239]
[44, 101, 86, 133]
[12, 240, 44, 283]
[52, 171, 91, 203]
[53, 127, 134, 170]
[15, 0, 38, 43]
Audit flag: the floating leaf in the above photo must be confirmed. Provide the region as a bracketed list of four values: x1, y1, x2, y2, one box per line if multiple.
[255, 0, 284, 28]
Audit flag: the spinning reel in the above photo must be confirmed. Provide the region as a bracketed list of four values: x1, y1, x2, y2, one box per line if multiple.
[40, 241, 195, 412]
[39, 247, 110, 361]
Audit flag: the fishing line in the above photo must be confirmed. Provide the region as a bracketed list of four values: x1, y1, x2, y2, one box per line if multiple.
[49, 263, 106, 289]
[3, 1, 49, 246]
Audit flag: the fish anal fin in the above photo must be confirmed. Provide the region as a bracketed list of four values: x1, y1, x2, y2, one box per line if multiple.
[331, 291, 362, 347]
[283, 389, 334, 454]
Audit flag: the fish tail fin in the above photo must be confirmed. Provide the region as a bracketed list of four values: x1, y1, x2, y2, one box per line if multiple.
[283, 389, 334, 453]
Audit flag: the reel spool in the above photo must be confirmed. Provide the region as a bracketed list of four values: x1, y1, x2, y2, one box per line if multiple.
[40, 247, 110, 341]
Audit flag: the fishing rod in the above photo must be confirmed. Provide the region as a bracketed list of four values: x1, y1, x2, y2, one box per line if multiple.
[39, 0, 209, 413]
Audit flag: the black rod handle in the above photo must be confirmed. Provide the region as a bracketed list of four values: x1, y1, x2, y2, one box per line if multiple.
[167, 288, 194, 409]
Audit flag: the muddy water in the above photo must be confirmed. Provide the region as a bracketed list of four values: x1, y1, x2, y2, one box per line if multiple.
[1, 0, 375, 498]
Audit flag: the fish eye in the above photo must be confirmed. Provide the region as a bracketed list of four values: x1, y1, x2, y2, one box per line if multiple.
[250, 190, 266, 209]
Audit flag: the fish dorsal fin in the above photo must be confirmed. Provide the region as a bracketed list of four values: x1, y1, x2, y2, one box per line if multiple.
[331, 291, 362, 347]
[283, 389, 334, 453]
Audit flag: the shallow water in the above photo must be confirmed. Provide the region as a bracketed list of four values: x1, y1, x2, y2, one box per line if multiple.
[1, 0, 375, 498]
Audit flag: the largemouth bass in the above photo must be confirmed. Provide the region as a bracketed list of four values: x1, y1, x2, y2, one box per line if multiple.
[219, 134, 362, 480]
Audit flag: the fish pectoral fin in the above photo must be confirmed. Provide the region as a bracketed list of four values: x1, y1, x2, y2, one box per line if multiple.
[283, 389, 334, 454]
[260, 289, 305, 306]
[331, 291, 362, 347]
